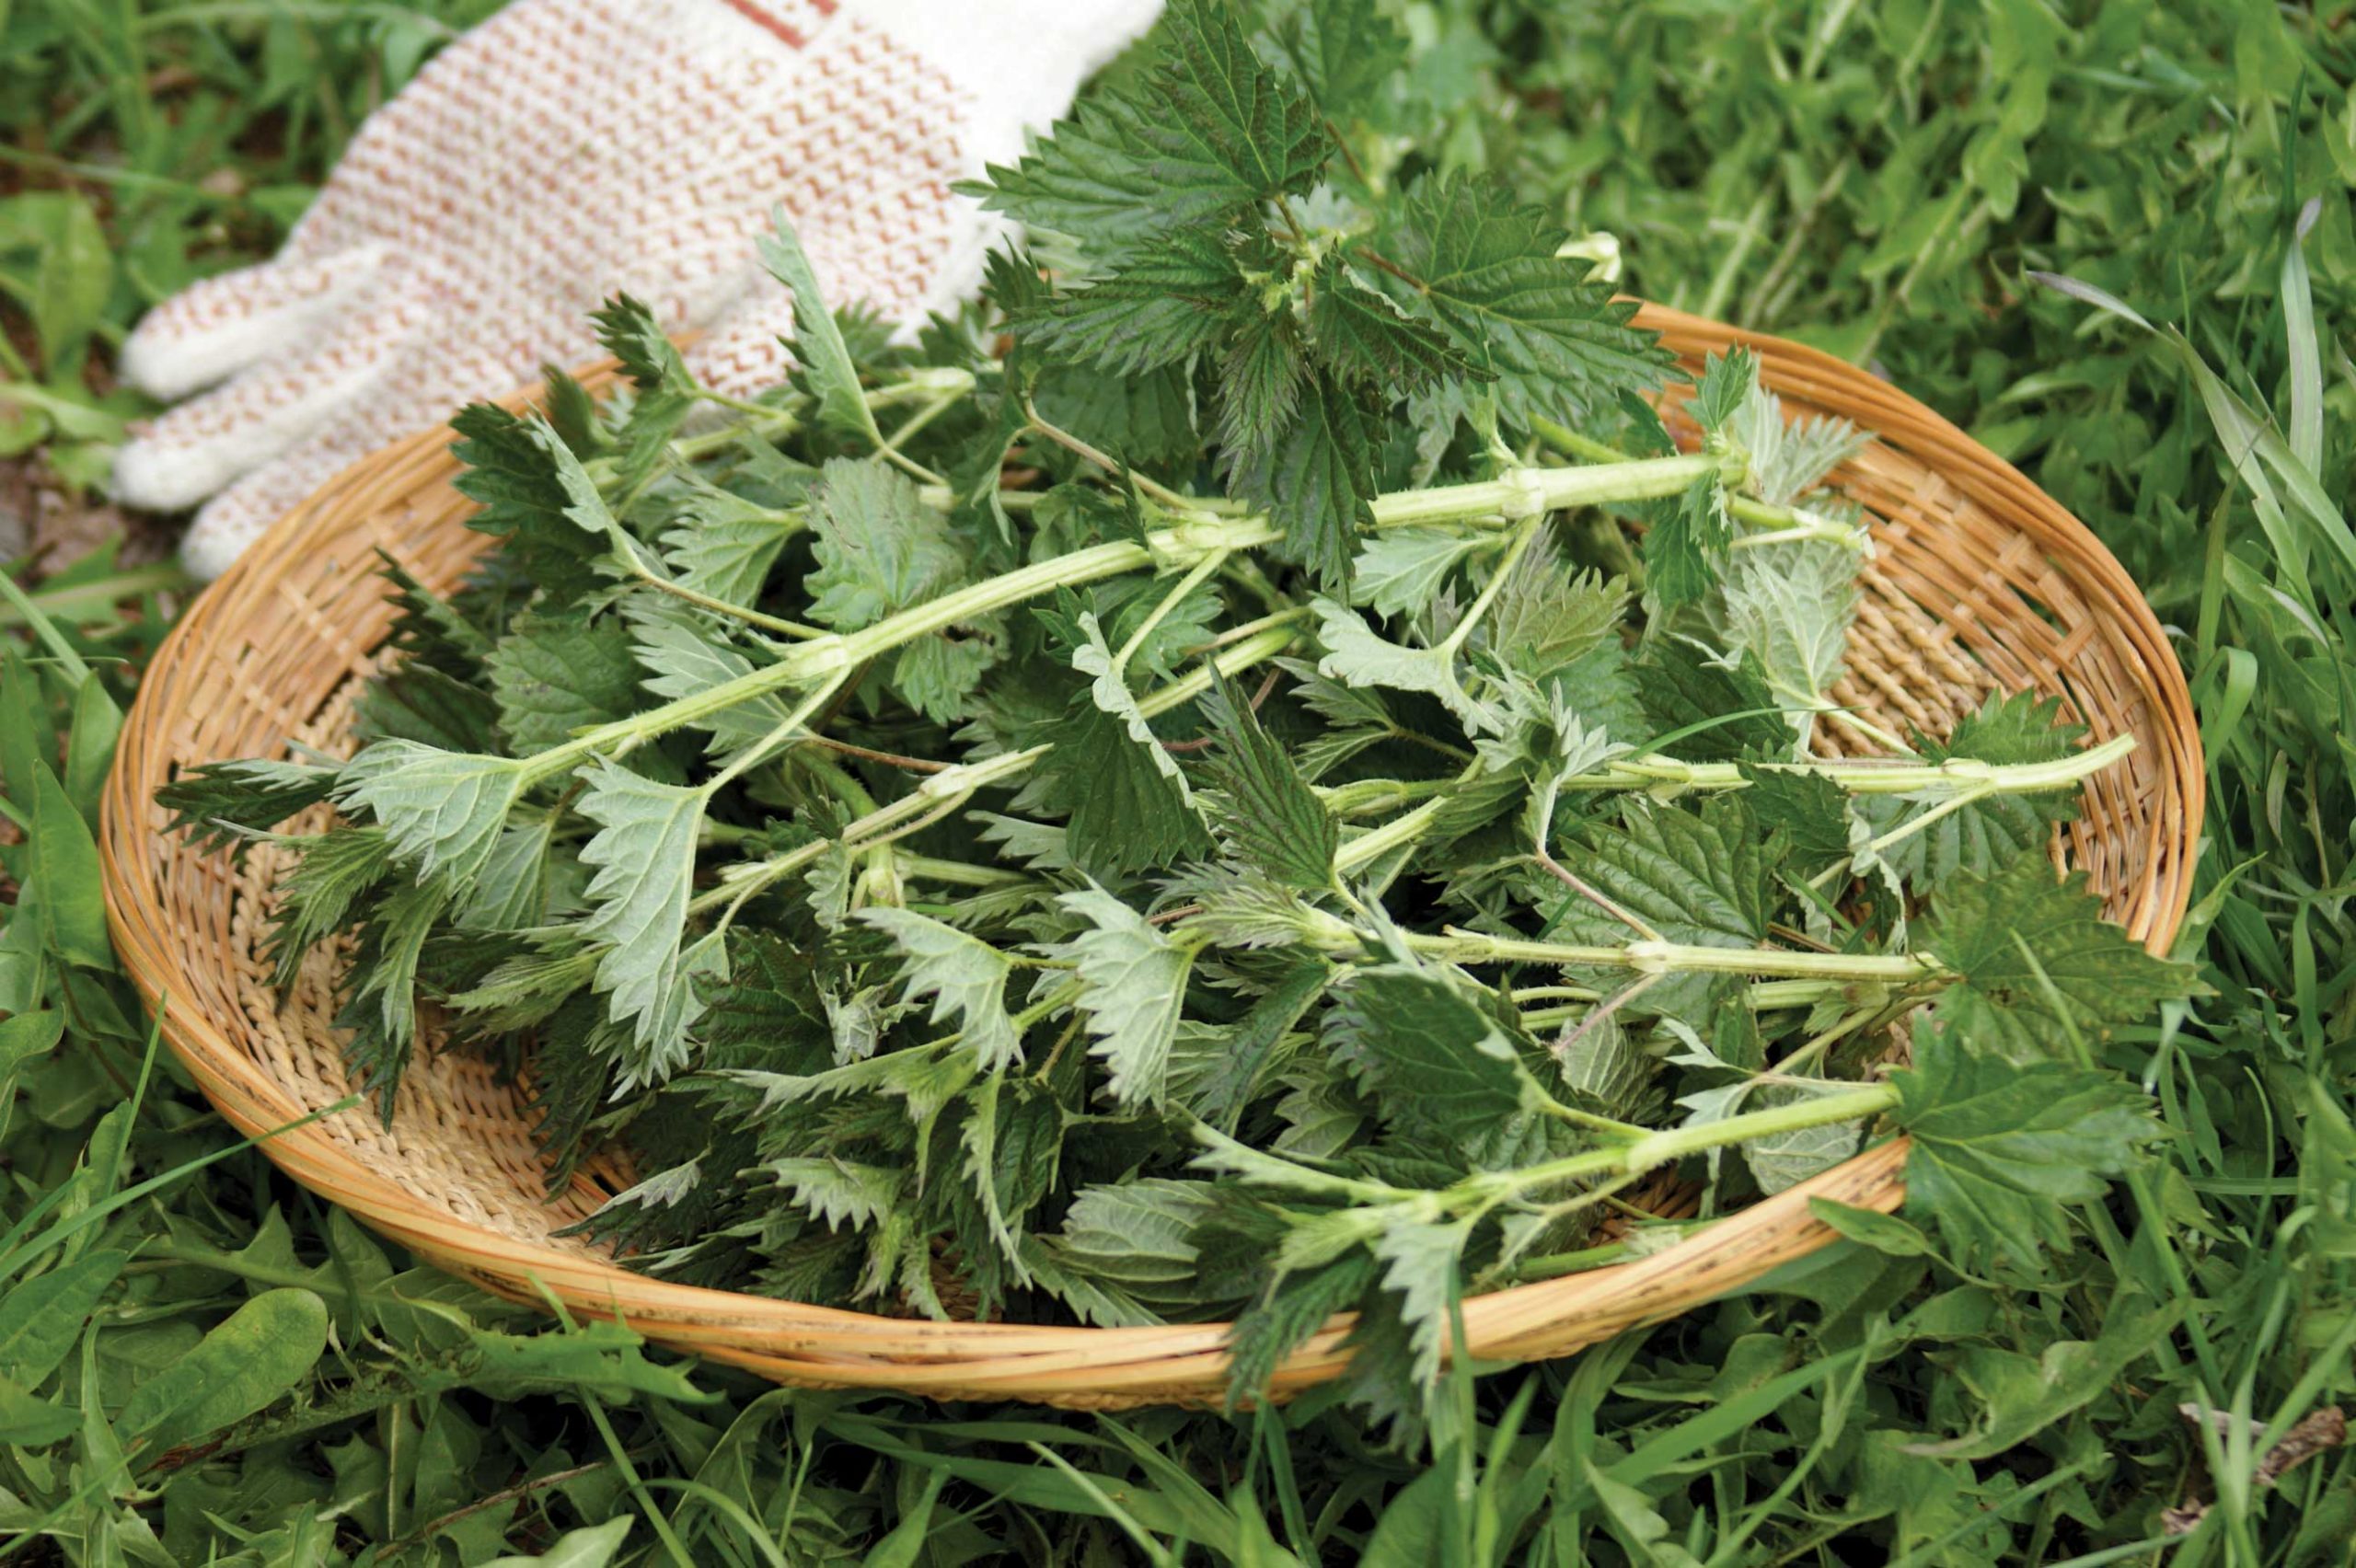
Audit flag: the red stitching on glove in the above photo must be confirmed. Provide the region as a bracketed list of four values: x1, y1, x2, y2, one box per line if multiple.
[717, 0, 837, 49]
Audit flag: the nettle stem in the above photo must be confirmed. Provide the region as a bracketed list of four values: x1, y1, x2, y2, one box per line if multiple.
[1483, 1082, 1898, 1194]
[524, 451, 1732, 781]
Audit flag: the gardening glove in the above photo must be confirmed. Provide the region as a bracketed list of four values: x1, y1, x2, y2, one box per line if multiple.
[110, 0, 1163, 580]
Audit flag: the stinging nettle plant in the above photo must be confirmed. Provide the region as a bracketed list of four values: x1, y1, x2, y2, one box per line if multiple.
[163, 0, 2196, 1434]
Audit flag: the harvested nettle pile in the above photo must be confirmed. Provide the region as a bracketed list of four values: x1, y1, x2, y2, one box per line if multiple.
[167, 0, 2196, 1428]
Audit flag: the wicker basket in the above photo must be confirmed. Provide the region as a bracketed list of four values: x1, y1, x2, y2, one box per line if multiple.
[99, 304, 2201, 1408]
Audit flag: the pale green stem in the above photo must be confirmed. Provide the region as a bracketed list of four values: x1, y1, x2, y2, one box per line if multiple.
[1529, 416, 1859, 544]
[1436, 516, 1542, 661]
[1114, 548, 1229, 674]
[1477, 1082, 1897, 1196]
[1385, 925, 1943, 986]
[1568, 733, 2136, 797]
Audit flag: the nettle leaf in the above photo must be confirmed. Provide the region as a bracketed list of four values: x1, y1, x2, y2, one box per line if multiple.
[1313, 598, 1501, 736]
[1893, 1025, 2163, 1270]
[757, 213, 883, 446]
[765, 1157, 905, 1233]
[1646, 472, 1730, 610]
[1388, 173, 1669, 424]
[1633, 640, 1790, 759]
[1309, 263, 1472, 394]
[1154, 0, 1329, 206]
[590, 292, 697, 481]
[1044, 1180, 1219, 1325]
[1030, 690, 1213, 879]
[1738, 765, 1854, 870]
[1058, 885, 1196, 1108]
[1233, 369, 1380, 588]
[860, 907, 1024, 1069]
[1199, 674, 1337, 890]
[1717, 539, 1854, 748]
[334, 741, 525, 884]
[1019, 227, 1242, 375]
[1372, 1217, 1472, 1390]
[1687, 348, 1756, 437]
[1218, 307, 1310, 459]
[1070, 609, 1195, 799]
[1924, 858, 2199, 1059]
[1726, 382, 1867, 506]
[1852, 689, 2091, 893]
[628, 600, 798, 754]
[449, 405, 608, 596]
[485, 611, 641, 754]
[159, 758, 341, 850]
[805, 458, 964, 630]
[575, 759, 711, 1086]
[269, 827, 396, 985]
[1351, 528, 1496, 619]
[1327, 964, 1534, 1152]
[1482, 536, 1628, 678]
[1275, 0, 1410, 132]
[659, 486, 801, 609]
[972, 96, 1212, 258]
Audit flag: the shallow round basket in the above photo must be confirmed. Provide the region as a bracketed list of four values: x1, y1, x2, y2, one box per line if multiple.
[100, 304, 2201, 1408]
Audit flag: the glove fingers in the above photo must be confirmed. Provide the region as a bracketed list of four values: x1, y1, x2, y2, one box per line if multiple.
[177, 336, 533, 580]
[117, 245, 387, 402]
[112, 289, 427, 513]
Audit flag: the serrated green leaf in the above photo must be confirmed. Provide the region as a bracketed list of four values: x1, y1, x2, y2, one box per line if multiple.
[1313, 597, 1500, 735]
[1057, 885, 1197, 1107]
[757, 213, 884, 447]
[1350, 528, 1494, 619]
[1327, 964, 1531, 1152]
[860, 907, 1024, 1069]
[1370, 1217, 1471, 1389]
[1389, 173, 1668, 425]
[805, 457, 964, 631]
[1232, 369, 1379, 589]
[1646, 472, 1730, 609]
[1310, 265, 1471, 394]
[659, 487, 801, 609]
[1045, 1179, 1219, 1325]
[1199, 674, 1337, 890]
[1924, 858, 2199, 1057]
[1893, 1026, 2164, 1269]
[486, 611, 641, 754]
[1717, 539, 1854, 748]
[1020, 228, 1242, 375]
[1688, 348, 1756, 436]
[575, 758, 711, 1085]
[335, 740, 525, 883]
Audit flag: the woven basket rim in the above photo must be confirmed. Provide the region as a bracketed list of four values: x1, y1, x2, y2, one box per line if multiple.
[99, 301, 2202, 1406]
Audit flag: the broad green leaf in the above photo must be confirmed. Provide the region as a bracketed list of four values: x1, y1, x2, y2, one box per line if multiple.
[486, 611, 641, 753]
[1327, 964, 1530, 1152]
[480, 1517, 633, 1568]
[0, 1375, 75, 1447]
[804, 458, 964, 631]
[1350, 527, 1494, 619]
[1234, 370, 1380, 589]
[1058, 885, 1197, 1107]
[1924, 856, 2199, 1057]
[860, 907, 1024, 1069]
[660, 487, 802, 608]
[1021, 227, 1242, 375]
[628, 599, 798, 752]
[1045, 1180, 1219, 1325]
[1645, 472, 1729, 609]
[1892, 1026, 2164, 1268]
[0, 1248, 124, 1385]
[18, 753, 109, 967]
[1390, 173, 1668, 425]
[1910, 1297, 2182, 1459]
[1687, 348, 1755, 435]
[575, 758, 711, 1084]
[118, 1287, 329, 1452]
[335, 740, 525, 883]
[1370, 1217, 1472, 1389]
[1312, 597, 1500, 735]
[1717, 539, 1854, 748]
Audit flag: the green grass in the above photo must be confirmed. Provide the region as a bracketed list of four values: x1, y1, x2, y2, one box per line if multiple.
[3, 2, 2354, 1562]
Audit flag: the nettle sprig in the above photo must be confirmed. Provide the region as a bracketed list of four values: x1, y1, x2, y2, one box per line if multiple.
[162, 0, 2195, 1437]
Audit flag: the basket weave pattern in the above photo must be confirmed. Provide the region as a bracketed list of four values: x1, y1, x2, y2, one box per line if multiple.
[100, 306, 2201, 1408]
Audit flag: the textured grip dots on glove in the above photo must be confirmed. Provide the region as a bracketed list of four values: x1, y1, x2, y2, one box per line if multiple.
[113, 0, 1168, 580]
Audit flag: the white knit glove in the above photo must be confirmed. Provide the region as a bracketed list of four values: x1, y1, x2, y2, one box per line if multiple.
[111, 0, 1163, 580]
